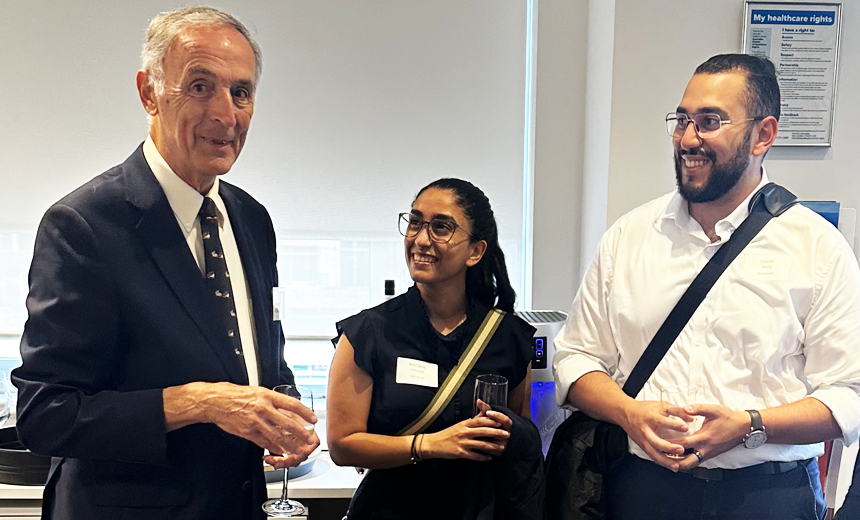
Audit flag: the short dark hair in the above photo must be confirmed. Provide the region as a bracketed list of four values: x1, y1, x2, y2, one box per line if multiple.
[695, 54, 780, 121]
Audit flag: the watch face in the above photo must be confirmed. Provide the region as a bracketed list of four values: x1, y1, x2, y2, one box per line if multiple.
[744, 430, 767, 449]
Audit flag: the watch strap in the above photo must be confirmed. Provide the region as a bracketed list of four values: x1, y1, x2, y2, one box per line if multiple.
[747, 409, 764, 432]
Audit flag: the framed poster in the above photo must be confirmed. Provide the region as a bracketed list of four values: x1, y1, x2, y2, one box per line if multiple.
[742, 2, 842, 146]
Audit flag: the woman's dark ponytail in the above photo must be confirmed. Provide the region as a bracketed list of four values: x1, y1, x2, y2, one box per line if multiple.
[414, 178, 516, 312]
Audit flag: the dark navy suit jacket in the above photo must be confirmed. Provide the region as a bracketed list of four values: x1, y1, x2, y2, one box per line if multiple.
[12, 145, 292, 520]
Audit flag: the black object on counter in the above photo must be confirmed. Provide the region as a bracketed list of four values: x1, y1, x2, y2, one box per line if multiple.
[0, 426, 51, 486]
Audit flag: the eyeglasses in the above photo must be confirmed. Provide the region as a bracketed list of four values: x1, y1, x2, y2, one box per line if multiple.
[666, 112, 764, 139]
[398, 213, 476, 244]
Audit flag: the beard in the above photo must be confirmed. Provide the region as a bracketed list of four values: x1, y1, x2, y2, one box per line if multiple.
[674, 129, 752, 203]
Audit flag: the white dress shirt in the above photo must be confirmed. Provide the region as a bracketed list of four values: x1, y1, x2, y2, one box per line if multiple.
[554, 172, 860, 469]
[143, 136, 260, 386]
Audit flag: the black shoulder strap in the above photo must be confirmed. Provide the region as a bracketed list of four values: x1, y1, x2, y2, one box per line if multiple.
[621, 183, 797, 397]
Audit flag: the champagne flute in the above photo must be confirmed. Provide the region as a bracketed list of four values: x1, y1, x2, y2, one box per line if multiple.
[473, 374, 508, 416]
[262, 385, 314, 517]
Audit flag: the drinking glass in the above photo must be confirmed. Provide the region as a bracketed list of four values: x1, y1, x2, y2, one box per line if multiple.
[262, 385, 314, 517]
[473, 374, 508, 416]
[659, 385, 703, 459]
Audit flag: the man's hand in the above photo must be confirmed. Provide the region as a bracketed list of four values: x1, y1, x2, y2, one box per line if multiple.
[674, 404, 749, 470]
[618, 399, 699, 471]
[164, 382, 320, 466]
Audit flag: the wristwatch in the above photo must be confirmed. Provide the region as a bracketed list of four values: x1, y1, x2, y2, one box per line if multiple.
[742, 409, 768, 449]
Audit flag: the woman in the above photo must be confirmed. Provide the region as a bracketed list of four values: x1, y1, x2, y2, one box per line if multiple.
[327, 178, 544, 520]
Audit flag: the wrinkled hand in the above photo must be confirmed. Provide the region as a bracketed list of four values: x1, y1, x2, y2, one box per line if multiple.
[619, 400, 698, 471]
[264, 442, 320, 470]
[174, 382, 320, 466]
[422, 410, 510, 462]
[675, 404, 748, 471]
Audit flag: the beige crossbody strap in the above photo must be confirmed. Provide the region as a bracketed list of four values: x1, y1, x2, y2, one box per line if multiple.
[396, 308, 506, 437]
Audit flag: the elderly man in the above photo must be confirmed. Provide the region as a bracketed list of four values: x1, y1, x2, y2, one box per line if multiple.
[12, 7, 318, 520]
[554, 54, 860, 519]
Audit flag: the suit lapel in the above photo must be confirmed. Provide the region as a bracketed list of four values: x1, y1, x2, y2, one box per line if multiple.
[123, 146, 249, 384]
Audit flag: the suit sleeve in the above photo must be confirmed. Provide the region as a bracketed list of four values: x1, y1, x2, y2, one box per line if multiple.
[12, 203, 168, 466]
[268, 212, 295, 388]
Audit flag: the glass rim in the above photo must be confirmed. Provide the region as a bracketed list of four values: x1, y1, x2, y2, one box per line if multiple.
[475, 373, 508, 385]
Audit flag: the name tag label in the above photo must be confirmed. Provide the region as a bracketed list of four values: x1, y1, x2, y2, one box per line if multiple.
[272, 287, 285, 321]
[744, 254, 791, 280]
[395, 357, 439, 388]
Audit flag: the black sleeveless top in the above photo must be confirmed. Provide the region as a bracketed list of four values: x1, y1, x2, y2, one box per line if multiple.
[336, 285, 535, 436]
[334, 286, 536, 519]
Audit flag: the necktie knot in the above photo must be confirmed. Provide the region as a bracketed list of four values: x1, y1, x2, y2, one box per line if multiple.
[199, 197, 217, 221]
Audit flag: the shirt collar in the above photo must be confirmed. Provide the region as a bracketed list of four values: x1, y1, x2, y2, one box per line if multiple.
[659, 167, 771, 242]
[143, 135, 221, 231]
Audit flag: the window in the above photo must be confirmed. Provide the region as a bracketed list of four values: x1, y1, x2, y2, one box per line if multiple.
[2, 1, 532, 402]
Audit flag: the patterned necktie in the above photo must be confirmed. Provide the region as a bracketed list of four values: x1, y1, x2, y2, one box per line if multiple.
[199, 197, 243, 357]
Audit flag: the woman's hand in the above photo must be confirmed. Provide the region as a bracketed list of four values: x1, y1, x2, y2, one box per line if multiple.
[475, 398, 513, 433]
[421, 409, 511, 462]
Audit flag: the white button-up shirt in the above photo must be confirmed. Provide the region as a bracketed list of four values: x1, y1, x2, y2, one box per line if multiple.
[143, 136, 260, 386]
[554, 172, 860, 469]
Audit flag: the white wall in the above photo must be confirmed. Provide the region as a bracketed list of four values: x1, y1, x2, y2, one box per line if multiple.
[4, 1, 856, 319]
[531, 0, 589, 311]
[608, 0, 860, 234]
[0, 0, 527, 236]
[532, 0, 860, 313]
[0, 1, 531, 336]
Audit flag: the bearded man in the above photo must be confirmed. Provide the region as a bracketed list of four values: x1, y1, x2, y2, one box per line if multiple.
[553, 54, 860, 520]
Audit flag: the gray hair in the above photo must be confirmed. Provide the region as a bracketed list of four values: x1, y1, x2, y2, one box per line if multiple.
[141, 6, 262, 94]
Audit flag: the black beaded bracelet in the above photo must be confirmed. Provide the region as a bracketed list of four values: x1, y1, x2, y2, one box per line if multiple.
[410, 434, 423, 464]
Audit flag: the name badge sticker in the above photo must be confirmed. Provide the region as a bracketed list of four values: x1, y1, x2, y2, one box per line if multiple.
[272, 287, 285, 321]
[743, 254, 791, 280]
[395, 357, 439, 388]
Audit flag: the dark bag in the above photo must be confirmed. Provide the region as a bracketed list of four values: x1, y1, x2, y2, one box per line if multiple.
[544, 183, 797, 520]
[347, 408, 546, 520]
[834, 452, 860, 520]
[544, 412, 627, 520]
[462, 407, 546, 520]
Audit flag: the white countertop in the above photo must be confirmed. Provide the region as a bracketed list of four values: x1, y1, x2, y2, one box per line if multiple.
[267, 451, 363, 499]
[0, 482, 41, 500]
[0, 452, 362, 502]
